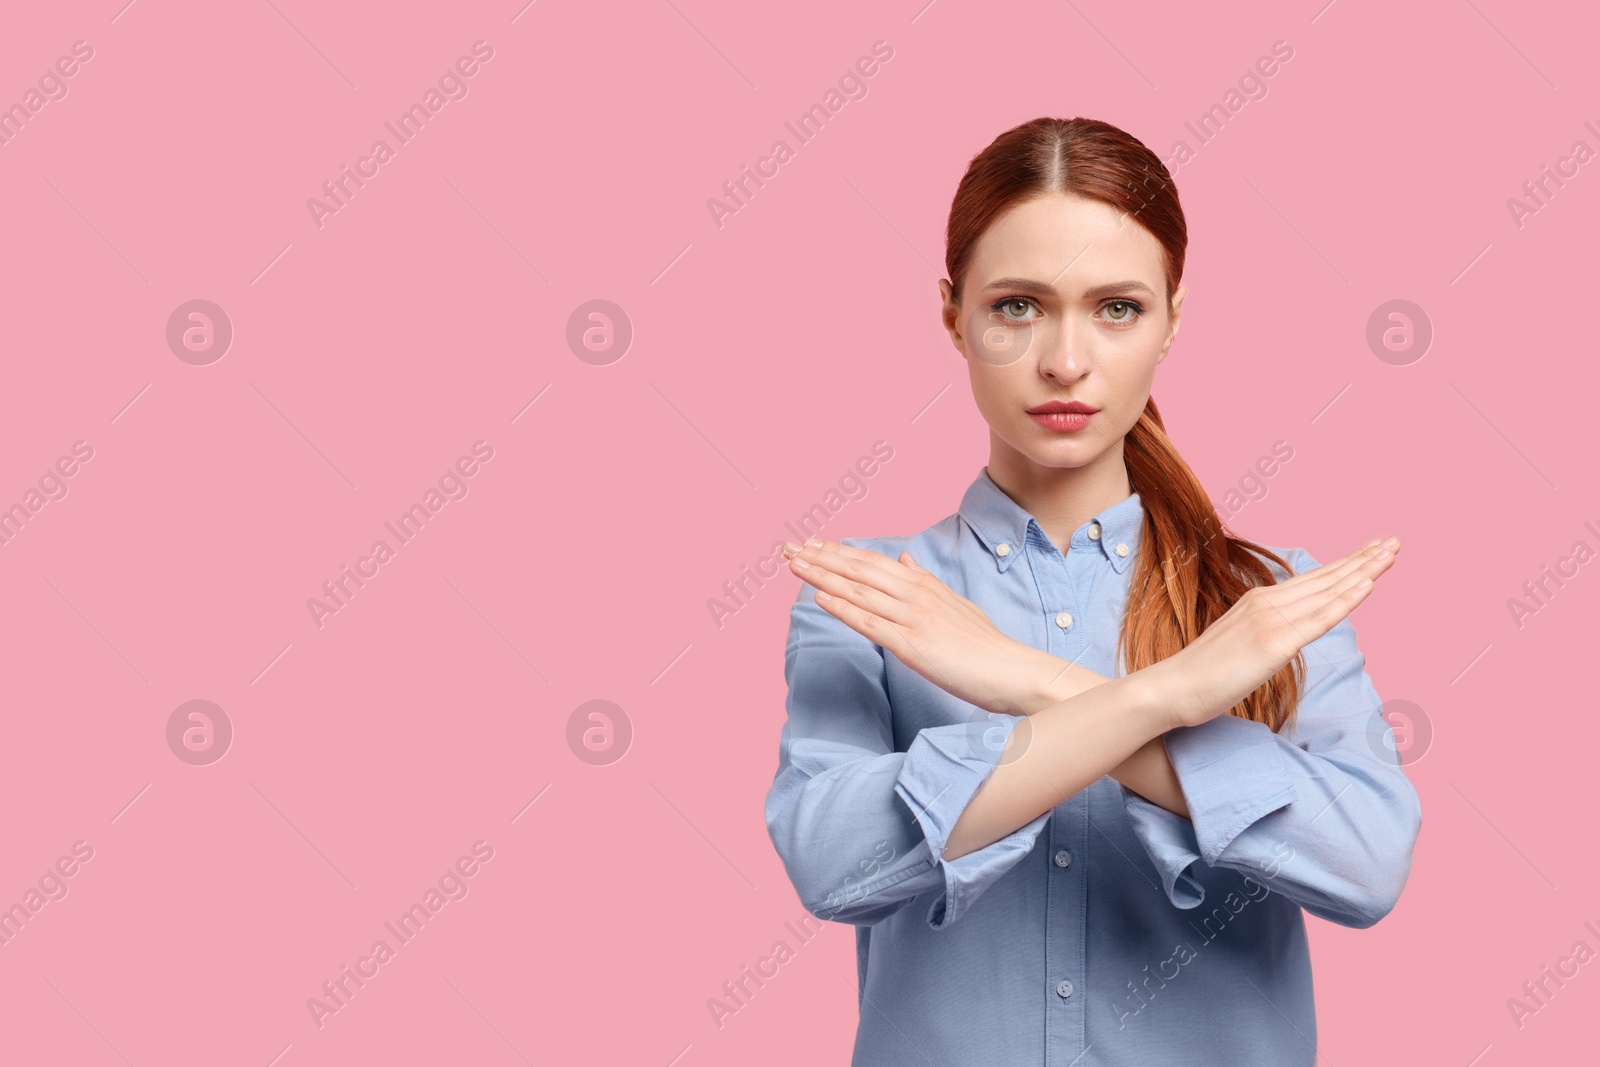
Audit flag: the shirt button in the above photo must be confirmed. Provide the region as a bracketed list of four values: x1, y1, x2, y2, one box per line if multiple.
[1115, 543, 1129, 557]
[996, 543, 1011, 557]
[1055, 612, 1073, 629]
[1057, 979, 1074, 998]
[1087, 524, 1101, 540]
[1054, 849, 1072, 868]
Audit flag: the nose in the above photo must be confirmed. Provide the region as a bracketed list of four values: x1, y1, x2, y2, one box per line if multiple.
[1037, 314, 1088, 385]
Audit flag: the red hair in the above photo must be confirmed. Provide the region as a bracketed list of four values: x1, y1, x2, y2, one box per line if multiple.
[945, 116, 1304, 732]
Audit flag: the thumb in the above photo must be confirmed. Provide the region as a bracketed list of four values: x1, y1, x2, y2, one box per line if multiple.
[901, 551, 924, 571]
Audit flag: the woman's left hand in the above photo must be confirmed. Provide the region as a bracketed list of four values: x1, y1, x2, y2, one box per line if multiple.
[783, 537, 1044, 716]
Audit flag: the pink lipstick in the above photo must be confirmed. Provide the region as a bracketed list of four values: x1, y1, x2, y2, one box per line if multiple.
[1026, 399, 1100, 432]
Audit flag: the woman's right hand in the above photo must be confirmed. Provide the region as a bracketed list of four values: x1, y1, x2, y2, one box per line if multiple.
[1142, 537, 1402, 731]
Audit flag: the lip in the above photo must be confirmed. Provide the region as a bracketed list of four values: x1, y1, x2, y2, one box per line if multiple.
[1026, 400, 1099, 433]
[1028, 411, 1097, 432]
[1026, 401, 1100, 414]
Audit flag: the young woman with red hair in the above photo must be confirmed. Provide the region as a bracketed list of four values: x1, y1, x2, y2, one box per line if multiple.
[765, 116, 1420, 1066]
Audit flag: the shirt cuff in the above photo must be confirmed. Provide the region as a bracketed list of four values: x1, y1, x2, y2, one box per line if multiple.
[892, 715, 1050, 930]
[1119, 787, 1206, 908]
[1163, 714, 1299, 866]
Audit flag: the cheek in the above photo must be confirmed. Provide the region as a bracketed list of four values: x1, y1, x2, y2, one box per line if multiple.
[966, 367, 1006, 423]
[1108, 357, 1160, 423]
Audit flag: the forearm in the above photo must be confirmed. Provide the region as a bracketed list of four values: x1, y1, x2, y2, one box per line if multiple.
[942, 672, 1170, 860]
[1014, 649, 1190, 819]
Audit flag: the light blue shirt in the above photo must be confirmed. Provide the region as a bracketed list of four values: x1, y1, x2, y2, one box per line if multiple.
[764, 465, 1422, 1066]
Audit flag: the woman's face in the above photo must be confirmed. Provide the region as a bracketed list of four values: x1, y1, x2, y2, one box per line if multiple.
[939, 192, 1185, 476]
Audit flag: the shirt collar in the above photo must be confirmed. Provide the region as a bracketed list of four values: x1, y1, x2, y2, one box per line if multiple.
[958, 465, 1145, 574]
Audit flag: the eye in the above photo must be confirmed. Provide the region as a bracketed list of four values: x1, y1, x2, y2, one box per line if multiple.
[990, 297, 1038, 323]
[1102, 299, 1145, 324]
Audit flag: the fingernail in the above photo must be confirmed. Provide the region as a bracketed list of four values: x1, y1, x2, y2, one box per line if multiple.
[805, 539, 823, 549]
[791, 555, 811, 569]
[782, 541, 801, 557]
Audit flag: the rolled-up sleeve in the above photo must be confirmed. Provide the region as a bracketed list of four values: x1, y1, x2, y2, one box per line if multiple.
[1121, 546, 1423, 928]
[765, 576, 1050, 930]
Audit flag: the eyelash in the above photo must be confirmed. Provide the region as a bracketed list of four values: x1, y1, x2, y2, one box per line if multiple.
[990, 296, 1146, 325]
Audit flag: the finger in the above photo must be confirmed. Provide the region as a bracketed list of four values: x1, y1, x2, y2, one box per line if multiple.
[1270, 538, 1397, 602]
[787, 540, 928, 621]
[1280, 538, 1399, 608]
[1275, 552, 1391, 646]
[788, 537, 920, 586]
[806, 586, 911, 660]
[787, 549, 925, 628]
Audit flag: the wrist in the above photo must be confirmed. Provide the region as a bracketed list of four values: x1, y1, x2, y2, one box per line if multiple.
[1017, 647, 1097, 715]
[1123, 664, 1180, 738]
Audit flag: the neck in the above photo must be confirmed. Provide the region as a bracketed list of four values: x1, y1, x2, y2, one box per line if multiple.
[985, 438, 1132, 555]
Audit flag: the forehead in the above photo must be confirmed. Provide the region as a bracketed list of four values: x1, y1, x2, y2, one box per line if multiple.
[965, 193, 1166, 292]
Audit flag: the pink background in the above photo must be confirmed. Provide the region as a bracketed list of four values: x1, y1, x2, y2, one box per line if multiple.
[0, 1, 1594, 1063]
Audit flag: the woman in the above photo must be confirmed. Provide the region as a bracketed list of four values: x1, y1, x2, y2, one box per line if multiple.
[763, 116, 1421, 1066]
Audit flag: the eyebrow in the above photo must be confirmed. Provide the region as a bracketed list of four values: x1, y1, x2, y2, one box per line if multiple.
[982, 277, 1157, 300]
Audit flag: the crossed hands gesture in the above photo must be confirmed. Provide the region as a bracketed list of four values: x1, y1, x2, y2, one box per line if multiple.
[782, 534, 1401, 730]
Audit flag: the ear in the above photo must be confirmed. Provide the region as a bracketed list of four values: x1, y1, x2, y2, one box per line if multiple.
[937, 279, 965, 358]
[1156, 283, 1186, 365]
